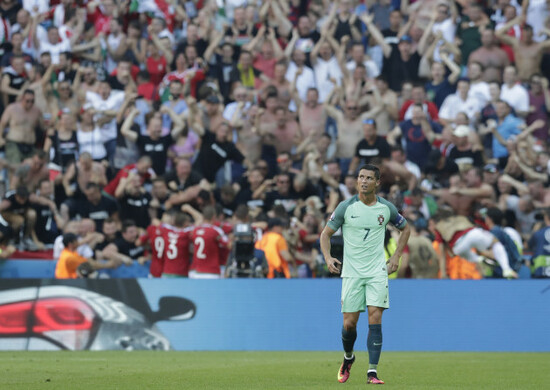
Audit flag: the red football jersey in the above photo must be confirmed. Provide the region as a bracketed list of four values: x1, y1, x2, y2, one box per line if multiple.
[141, 224, 169, 278]
[162, 226, 193, 276]
[190, 224, 229, 275]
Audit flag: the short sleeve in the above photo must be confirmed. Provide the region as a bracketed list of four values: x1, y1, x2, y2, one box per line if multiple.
[326, 200, 349, 231]
[378, 196, 407, 230]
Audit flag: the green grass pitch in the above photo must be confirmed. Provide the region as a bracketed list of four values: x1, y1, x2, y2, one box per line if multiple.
[1, 351, 549, 389]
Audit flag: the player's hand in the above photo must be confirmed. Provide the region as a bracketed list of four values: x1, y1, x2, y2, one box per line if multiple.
[386, 255, 399, 274]
[325, 256, 342, 275]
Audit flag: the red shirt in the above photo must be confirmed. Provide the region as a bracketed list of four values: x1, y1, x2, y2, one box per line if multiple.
[104, 163, 155, 196]
[137, 82, 157, 101]
[162, 226, 193, 276]
[140, 224, 168, 277]
[146, 56, 167, 85]
[88, 8, 111, 35]
[190, 223, 229, 274]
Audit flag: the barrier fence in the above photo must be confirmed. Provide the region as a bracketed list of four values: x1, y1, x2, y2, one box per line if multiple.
[0, 279, 548, 352]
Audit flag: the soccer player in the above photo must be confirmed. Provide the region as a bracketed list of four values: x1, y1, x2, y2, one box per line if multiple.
[432, 207, 518, 278]
[138, 214, 173, 278]
[161, 212, 193, 277]
[189, 206, 230, 279]
[320, 164, 410, 385]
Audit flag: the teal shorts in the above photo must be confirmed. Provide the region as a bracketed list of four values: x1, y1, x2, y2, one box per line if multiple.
[341, 276, 389, 313]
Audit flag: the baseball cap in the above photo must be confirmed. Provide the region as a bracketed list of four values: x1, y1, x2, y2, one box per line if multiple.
[399, 35, 412, 43]
[452, 125, 470, 138]
[483, 163, 498, 173]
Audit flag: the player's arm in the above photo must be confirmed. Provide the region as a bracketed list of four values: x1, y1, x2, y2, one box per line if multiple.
[383, 198, 411, 274]
[320, 225, 341, 274]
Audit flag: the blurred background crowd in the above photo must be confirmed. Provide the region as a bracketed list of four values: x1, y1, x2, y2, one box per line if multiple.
[1, 0, 550, 279]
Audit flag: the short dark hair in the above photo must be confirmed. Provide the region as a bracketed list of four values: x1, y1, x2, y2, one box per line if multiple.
[485, 207, 504, 226]
[358, 164, 380, 180]
[121, 220, 137, 233]
[16, 186, 30, 199]
[63, 233, 78, 247]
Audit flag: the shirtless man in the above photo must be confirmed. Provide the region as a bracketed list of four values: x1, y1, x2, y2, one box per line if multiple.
[62, 152, 108, 198]
[430, 174, 477, 217]
[468, 28, 510, 83]
[8, 150, 50, 192]
[259, 106, 301, 155]
[0, 89, 44, 164]
[232, 104, 263, 166]
[449, 166, 495, 207]
[325, 97, 382, 170]
[496, 15, 550, 81]
[296, 87, 327, 140]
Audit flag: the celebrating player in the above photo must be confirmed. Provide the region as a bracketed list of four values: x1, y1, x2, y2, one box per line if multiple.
[320, 164, 410, 385]
[189, 206, 230, 279]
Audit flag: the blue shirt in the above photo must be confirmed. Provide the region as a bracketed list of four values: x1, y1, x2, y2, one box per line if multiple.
[399, 120, 442, 169]
[528, 226, 550, 259]
[161, 100, 188, 131]
[492, 114, 522, 159]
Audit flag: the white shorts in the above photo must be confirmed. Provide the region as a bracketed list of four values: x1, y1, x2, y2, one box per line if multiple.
[452, 228, 495, 263]
[188, 270, 221, 279]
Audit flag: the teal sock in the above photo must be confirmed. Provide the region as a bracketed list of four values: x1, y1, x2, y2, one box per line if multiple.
[341, 326, 357, 357]
[367, 324, 382, 367]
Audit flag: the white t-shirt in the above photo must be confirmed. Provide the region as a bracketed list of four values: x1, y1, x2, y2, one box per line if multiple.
[500, 83, 529, 114]
[105, 33, 124, 73]
[85, 90, 126, 141]
[313, 56, 342, 103]
[432, 18, 456, 44]
[527, 0, 549, 42]
[469, 81, 491, 108]
[77, 127, 108, 160]
[39, 39, 71, 64]
[285, 62, 316, 111]
[439, 93, 482, 124]
[23, 0, 49, 16]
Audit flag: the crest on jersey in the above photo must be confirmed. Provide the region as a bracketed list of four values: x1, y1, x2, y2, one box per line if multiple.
[378, 214, 385, 225]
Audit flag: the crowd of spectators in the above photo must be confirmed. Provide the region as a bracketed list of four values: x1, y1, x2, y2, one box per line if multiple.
[1, 0, 550, 279]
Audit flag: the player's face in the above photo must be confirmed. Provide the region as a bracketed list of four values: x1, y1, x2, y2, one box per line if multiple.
[357, 169, 379, 194]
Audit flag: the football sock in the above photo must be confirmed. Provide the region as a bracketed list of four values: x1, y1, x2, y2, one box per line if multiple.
[342, 326, 357, 358]
[492, 241, 513, 272]
[367, 324, 382, 366]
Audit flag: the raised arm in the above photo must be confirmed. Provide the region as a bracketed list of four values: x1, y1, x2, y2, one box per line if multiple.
[495, 16, 522, 47]
[440, 52, 461, 84]
[284, 28, 300, 60]
[242, 24, 266, 53]
[270, 0, 292, 37]
[417, 11, 436, 56]
[203, 29, 226, 63]
[360, 12, 392, 58]
[120, 107, 140, 143]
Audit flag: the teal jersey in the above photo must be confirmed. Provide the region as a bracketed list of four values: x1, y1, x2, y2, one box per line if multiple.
[327, 195, 407, 278]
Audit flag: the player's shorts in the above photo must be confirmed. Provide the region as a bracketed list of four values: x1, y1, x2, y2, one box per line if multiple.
[341, 276, 389, 313]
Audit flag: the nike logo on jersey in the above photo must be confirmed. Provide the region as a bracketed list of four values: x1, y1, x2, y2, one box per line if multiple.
[351, 215, 359, 218]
